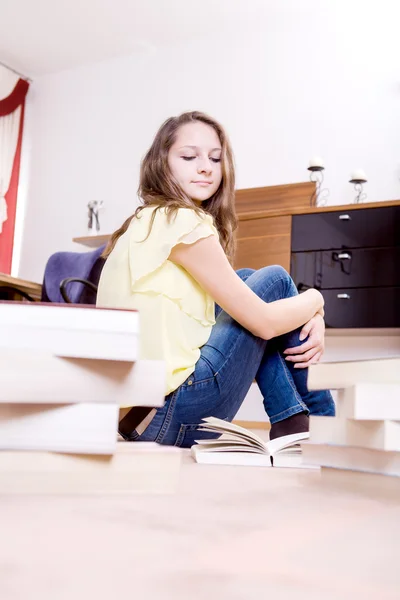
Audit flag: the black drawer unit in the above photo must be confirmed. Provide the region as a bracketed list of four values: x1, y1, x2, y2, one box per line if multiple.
[291, 206, 400, 252]
[291, 247, 400, 290]
[290, 204, 400, 328]
[322, 288, 400, 328]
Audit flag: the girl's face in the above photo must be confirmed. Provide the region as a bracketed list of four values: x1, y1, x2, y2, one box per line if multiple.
[168, 122, 223, 204]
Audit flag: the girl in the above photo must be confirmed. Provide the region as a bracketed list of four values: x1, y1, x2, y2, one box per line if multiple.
[97, 111, 335, 447]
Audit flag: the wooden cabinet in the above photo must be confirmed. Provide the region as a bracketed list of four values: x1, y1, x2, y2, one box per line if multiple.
[235, 215, 291, 272]
[235, 196, 400, 329]
[234, 181, 313, 273]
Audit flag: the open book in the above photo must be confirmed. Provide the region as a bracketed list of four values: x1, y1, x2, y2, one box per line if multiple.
[191, 417, 310, 468]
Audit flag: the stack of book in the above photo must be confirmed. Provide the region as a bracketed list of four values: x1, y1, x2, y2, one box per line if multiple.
[0, 302, 181, 494]
[302, 357, 400, 491]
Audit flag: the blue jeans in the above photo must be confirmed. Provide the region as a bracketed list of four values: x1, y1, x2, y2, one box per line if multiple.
[122, 265, 335, 448]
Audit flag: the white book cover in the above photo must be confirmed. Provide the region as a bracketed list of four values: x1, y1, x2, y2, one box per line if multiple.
[0, 351, 166, 409]
[301, 442, 400, 477]
[0, 403, 119, 454]
[0, 442, 182, 495]
[310, 415, 400, 451]
[0, 302, 139, 361]
[307, 357, 400, 390]
[191, 417, 310, 468]
[336, 384, 400, 420]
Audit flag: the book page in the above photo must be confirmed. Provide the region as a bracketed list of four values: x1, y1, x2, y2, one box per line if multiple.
[194, 442, 265, 454]
[198, 427, 266, 452]
[199, 417, 268, 452]
[267, 432, 309, 456]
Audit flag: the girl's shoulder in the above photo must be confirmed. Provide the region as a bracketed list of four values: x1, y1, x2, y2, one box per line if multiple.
[125, 205, 218, 290]
[125, 205, 218, 253]
[129, 205, 214, 234]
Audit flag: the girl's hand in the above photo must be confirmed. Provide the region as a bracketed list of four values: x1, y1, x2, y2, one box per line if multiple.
[283, 314, 325, 368]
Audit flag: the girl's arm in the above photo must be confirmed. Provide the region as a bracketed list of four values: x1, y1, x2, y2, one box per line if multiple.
[169, 235, 324, 340]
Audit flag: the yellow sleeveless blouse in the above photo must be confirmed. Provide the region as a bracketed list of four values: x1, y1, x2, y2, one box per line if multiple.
[96, 207, 218, 397]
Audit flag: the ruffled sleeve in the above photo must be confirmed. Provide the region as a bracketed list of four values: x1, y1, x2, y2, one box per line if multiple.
[127, 207, 218, 325]
[128, 207, 217, 285]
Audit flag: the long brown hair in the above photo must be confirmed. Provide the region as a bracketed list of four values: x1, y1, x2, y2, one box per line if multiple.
[103, 111, 237, 262]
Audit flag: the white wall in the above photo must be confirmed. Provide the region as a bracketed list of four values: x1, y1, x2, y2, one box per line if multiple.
[17, 2, 400, 281]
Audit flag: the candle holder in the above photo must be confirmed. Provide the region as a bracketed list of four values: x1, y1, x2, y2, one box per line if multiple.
[307, 165, 330, 207]
[349, 176, 367, 204]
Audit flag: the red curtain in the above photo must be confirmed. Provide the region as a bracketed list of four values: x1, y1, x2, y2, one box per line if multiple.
[0, 79, 29, 274]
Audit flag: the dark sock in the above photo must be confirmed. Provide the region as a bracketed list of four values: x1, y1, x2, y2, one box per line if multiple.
[269, 412, 309, 440]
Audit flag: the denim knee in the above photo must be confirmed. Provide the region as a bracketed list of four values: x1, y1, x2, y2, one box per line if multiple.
[251, 265, 291, 285]
[261, 265, 290, 280]
[248, 265, 297, 299]
[236, 268, 256, 280]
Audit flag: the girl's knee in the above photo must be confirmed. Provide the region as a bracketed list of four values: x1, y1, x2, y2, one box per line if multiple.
[255, 265, 291, 284]
[262, 265, 290, 279]
[247, 265, 297, 299]
[236, 268, 256, 282]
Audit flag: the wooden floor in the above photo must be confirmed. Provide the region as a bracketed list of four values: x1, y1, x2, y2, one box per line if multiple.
[0, 451, 399, 600]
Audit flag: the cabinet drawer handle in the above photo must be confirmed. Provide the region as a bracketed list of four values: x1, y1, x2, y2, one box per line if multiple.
[337, 293, 351, 299]
[339, 214, 351, 220]
[338, 252, 351, 260]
